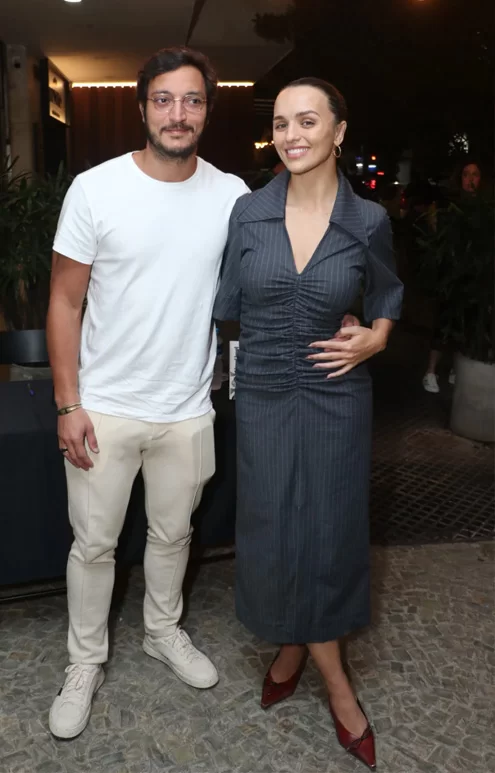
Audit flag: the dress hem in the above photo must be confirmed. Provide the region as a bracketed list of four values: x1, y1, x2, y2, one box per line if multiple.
[236, 607, 371, 645]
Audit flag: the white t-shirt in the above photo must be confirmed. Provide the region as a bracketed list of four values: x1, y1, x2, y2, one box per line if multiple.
[53, 152, 249, 422]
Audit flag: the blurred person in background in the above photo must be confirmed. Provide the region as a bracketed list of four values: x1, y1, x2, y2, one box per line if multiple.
[421, 159, 484, 393]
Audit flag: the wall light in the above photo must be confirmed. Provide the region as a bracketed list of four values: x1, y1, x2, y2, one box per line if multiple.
[72, 81, 254, 88]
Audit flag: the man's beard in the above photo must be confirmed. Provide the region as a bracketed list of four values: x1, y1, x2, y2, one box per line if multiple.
[145, 120, 200, 162]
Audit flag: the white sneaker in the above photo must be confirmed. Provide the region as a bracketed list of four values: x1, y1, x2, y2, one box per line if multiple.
[448, 369, 456, 385]
[49, 664, 105, 739]
[423, 372, 440, 393]
[143, 628, 218, 689]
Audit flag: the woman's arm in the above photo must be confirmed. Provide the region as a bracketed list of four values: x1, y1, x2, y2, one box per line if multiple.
[307, 212, 403, 377]
[213, 198, 247, 322]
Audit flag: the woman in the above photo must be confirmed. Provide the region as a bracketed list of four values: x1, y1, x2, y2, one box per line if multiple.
[214, 78, 403, 770]
[422, 159, 483, 393]
[457, 160, 482, 197]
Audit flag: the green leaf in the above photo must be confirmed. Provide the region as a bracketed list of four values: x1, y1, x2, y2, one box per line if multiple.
[0, 158, 73, 330]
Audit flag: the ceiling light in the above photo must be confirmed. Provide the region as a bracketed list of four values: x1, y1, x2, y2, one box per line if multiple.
[72, 82, 135, 88]
[217, 82, 254, 88]
[72, 81, 254, 88]
[64, 1, 82, 4]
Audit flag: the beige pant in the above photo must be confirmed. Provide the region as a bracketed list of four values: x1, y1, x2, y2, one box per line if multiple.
[65, 410, 215, 664]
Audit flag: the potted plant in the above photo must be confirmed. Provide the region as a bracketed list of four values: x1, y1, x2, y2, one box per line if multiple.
[0, 160, 71, 379]
[417, 193, 494, 441]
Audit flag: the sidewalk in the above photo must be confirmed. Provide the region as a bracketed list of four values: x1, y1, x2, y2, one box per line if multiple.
[1, 541, 492, 773]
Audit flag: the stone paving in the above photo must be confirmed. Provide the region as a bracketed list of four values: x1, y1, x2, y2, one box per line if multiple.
[369, 327, 494, 545]
[1, 541, 493, 773]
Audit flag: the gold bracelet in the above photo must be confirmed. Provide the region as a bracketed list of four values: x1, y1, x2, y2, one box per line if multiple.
[57, 403, 82, 416]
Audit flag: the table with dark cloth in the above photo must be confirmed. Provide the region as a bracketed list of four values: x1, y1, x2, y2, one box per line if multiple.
[0, 379, 236, 587]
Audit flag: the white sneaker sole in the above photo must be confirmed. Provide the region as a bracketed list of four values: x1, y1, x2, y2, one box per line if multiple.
[423, 382, 440, 394]
[49, 669, 105, 740]
[142, 639, 218, 689]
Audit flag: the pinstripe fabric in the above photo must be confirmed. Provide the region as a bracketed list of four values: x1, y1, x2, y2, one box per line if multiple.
[214, 171, 403, 643]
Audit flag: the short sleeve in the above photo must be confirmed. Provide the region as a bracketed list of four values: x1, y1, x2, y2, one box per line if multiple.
[363, 213, 404, 322]
[52, 177, 97, 265]
[213, 197, 247, 322]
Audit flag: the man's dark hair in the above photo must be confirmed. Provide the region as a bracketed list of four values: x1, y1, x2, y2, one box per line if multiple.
[284, 77, 348, 124]
[137, 47, 218, 116]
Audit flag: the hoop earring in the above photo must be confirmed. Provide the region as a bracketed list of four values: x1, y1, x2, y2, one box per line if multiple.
[333, 144, 342, 158]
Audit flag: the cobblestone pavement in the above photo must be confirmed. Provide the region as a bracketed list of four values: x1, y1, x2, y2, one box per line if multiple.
[1, 541, 493, 773]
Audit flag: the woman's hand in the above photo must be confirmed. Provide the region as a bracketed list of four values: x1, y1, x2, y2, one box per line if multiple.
[307, 325, 388, 379]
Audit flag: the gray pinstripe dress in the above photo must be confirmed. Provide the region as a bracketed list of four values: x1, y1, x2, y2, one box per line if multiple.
[214, 171, 403, 643]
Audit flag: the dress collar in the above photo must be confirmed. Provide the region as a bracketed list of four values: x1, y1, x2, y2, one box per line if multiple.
[238, 169, 369, 246]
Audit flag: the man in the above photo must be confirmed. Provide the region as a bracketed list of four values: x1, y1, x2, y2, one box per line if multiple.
[46, 47, 249, 739]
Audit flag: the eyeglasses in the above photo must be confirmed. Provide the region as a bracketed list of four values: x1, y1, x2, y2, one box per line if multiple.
[147, 95, 207, 113]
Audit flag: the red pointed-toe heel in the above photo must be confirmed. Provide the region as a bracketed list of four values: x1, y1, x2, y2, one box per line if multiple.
[329, 700, 376, 770]
[260, 652, 307, 710]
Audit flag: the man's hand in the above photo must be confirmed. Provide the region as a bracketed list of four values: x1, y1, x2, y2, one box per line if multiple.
[58, 409, 99, 470]
[333, 313, 360, 340]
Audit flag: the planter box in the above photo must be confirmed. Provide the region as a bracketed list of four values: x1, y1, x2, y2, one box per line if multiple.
[0, 329, 48, 363]
[451, 353, 495, 442]
[0, 329, 51, 381]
